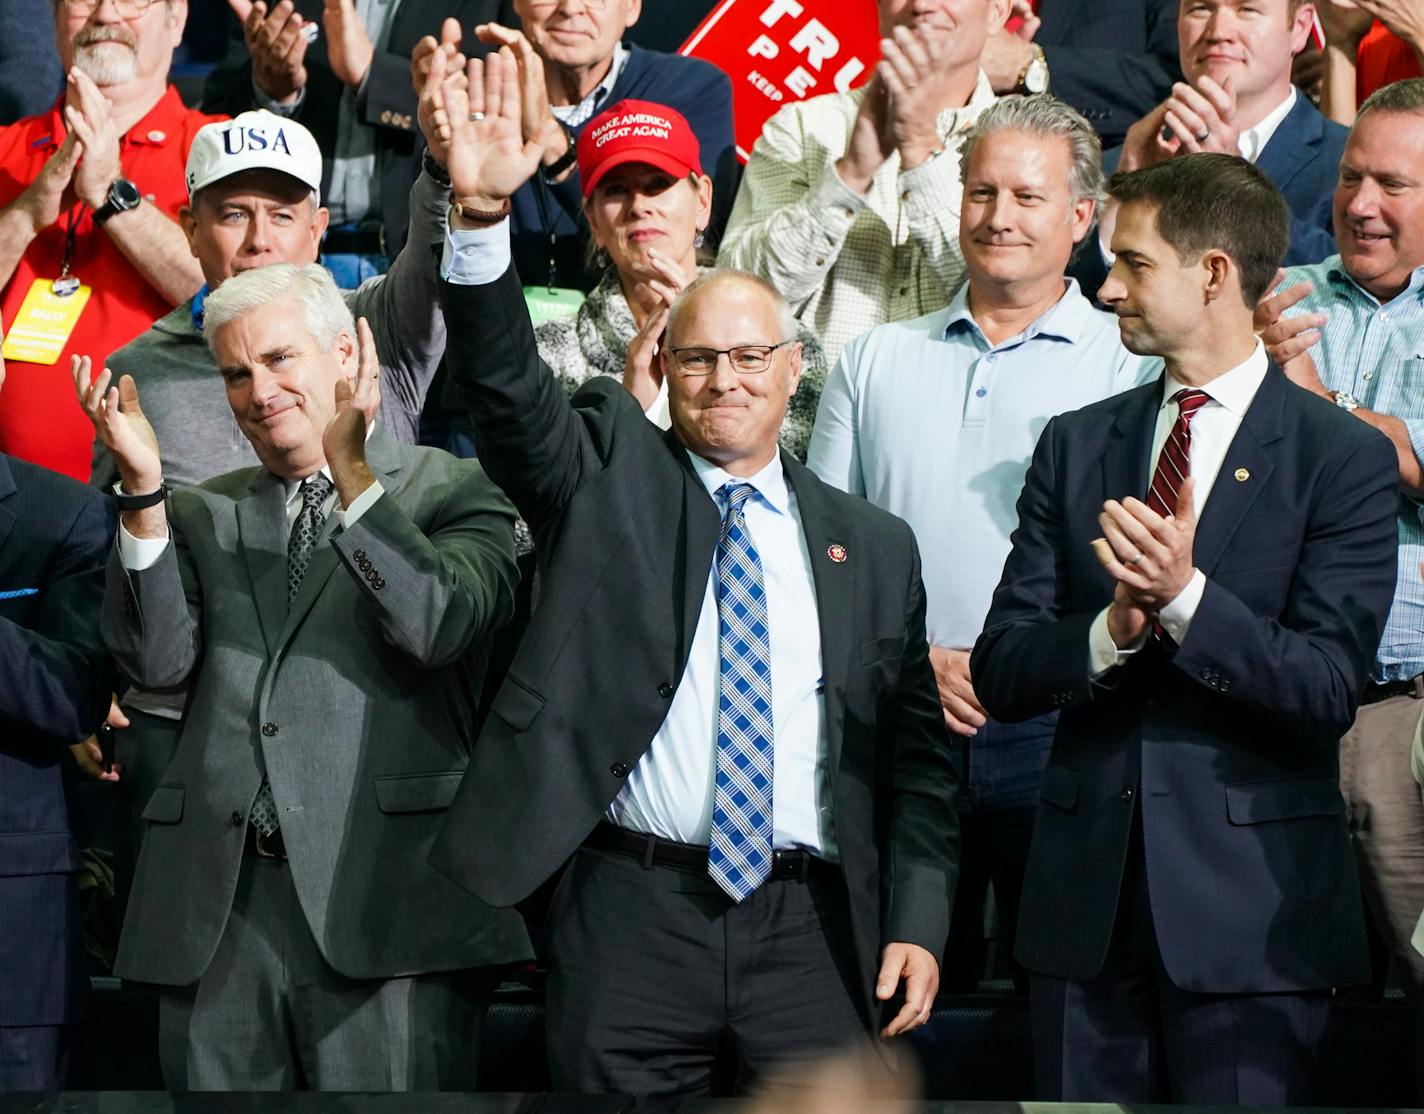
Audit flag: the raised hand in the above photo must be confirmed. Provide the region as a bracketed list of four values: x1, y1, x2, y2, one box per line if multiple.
[624, 249, 686, 410]
[73, 356, 163, 496]
[835, 74, 893, 194]
[322, 0, 374, 89]
[474, 23, 568, 167]
[1255, 269, 1328, 390]
[1160, 75, 1239, 157]
[412, 16, 463, 98]
[878, 24, 960, 169]
[64, 69, 122, 211]
[981, 0, 1038, 93]
[229, 0, 311, 104]
[434, 47, 545, 208]
[13, 132, 81, 235]
[324, 317, 380, 504]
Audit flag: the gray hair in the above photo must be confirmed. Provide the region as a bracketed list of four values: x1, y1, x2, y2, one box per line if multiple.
[1356, 78, 1424, 125]
[665, 270, 798, 347]
[959, 94, 1105, 203]
[203, 262, 354, 353]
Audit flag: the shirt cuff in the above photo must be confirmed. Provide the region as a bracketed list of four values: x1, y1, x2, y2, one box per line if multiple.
[821, 161, 871, 219]
[252, 77, 304, 116]
[897, 149, 958, 222]
[335, 480, 384, 530]
[118, 520, 171, 571]
[1157, 568, 1206, 646]
[440, 218, 513, 285]
[1088, 604, 1147, 679]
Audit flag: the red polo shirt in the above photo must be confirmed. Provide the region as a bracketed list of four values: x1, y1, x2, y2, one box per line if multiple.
[0, 86, 223, 481]
[1356, 22, 1421, 105]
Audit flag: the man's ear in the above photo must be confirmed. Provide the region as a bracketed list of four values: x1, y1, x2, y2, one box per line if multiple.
[624, 0, 642, 30]
[1069, 197, 1097, 244]
[1201, 248, 1234, 305]
[179, 204, 199, 257]
[334, 327, 358, 377]
[308, 206, 331, 263]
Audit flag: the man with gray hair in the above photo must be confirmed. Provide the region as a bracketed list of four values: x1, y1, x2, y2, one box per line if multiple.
[78, 261, 529, 1091]
[808, 94, 1160, 990]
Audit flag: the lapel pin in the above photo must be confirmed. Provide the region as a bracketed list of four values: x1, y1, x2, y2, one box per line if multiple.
[1234, 468, 1250, 482]
[147, 130, 166, 143]
[827, 543, 847, 564]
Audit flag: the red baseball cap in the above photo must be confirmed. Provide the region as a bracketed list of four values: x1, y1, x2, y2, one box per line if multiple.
[577, 99, 703, 199]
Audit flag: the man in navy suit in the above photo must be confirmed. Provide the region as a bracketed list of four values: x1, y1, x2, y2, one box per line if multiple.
[0, 349, 116, 1089]
[973, 154, 1397, 1103]
[1075, 0, 1345, 299]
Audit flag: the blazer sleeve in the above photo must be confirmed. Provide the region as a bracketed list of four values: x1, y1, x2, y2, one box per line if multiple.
[329, 471, 518, 669]
[1171, 430, 1399, 739]
[0, 494, 115, 743]
[971, 416, 1103, 723]
[880, 530, 961, 961]
[101, 515, 204, 692]
[438, 263, 605, 528]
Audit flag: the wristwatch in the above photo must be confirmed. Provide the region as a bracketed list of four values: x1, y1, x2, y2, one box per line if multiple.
[540, 120, 579, 184]
[1333, 390, 1361, 413]
[94, 177, 141, 224]
[1016, 43, 1049, 95]
[111, 480, 168, 510]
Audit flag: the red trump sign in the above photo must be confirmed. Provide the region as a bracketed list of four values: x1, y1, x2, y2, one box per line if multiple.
[680, 0, 881, 162]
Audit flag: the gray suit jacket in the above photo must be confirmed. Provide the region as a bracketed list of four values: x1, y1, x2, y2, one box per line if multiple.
[104, 429, 531, 985]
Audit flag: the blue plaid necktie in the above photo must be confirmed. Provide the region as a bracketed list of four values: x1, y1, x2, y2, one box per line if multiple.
[708, 482, 774, 902]
[250, 473, 334, 838]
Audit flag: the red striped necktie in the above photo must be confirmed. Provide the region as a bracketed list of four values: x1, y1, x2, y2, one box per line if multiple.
[1147, 388, 1212, 519]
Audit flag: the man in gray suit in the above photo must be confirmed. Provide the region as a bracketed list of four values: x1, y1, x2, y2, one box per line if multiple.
[80, 262, 529, 1091]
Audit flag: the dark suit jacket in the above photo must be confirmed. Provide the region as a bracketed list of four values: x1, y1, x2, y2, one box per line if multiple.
[1073, 95, 1348, 300]
[0, 453, 115, 1025]
[202, 0, 513, 255]
[971, 365, 1396, 994]
[430, 264, 960, 1025]
[1038, 0, 1181, 148]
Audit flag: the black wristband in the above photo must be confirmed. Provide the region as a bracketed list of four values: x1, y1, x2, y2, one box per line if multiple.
[422, 148, 451, 189]
[112, 482, 168, 510]
[540, 122, 578, 183]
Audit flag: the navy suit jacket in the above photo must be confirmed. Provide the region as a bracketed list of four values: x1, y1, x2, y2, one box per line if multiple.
[1073, 95, 1348, 300]
[1037, 0, 1181, 149]
[971, 365, 1396, 993]
[0, 453, 114, 1025]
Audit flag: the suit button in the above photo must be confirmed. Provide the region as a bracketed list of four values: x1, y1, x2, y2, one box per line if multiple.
[1121, 786, 1135, 802]
[261, 722, 278, 737]
[1200, 668, 1213, 682]
[366, 568, 378, 581]
[230, 810, 244, 827]
[374, 577, 385, 590]
[610, 762, 630, 777]
[657, 682, 674, 699]
[1219, 678, 1231, 692]
[354, 549, 366, 560]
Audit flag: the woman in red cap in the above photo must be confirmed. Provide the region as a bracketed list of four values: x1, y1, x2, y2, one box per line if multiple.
[532, 98, 826, 459]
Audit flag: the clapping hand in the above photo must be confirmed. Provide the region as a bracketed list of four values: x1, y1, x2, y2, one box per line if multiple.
[72, 356, 163, 497]
[64, 69, 123, 212]
[1091, 479, 1198, 648]
[1255, 269, 1330, 394]
[475, 23, 568, 167]
[323, 317, 380, 504]
[323, 0, 375, 89]
[228, 0, 311, 104]
[624, 249, 688, 410]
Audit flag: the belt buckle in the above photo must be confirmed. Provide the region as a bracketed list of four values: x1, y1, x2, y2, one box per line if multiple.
[253, 826, 282, 859]
[773, 849, 810, 882]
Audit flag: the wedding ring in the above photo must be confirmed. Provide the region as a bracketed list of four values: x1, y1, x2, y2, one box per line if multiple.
[1125, 552, 1144, 567]
[1195, 130, 1209, 142]
[468, 111, 485, 121]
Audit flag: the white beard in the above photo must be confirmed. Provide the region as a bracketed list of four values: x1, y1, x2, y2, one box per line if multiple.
[74, 41, 137, 85]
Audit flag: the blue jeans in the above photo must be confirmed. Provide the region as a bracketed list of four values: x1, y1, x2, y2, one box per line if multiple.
[944, 712, 1057, 992]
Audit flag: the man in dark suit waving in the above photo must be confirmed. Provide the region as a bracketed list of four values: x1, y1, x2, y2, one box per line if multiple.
[972, 153, 1397, 1103]
[424, 53, 959, 1094]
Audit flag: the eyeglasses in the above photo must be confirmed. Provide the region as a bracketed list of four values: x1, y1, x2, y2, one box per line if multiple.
[60, 0, 159, 16]
[666, 341, 795, 377]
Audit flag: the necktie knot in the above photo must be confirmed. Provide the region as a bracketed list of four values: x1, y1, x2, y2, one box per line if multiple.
[300, 472, 333, 511]
[1173, 388, 1212, 426]
[718, 481, 757, 517]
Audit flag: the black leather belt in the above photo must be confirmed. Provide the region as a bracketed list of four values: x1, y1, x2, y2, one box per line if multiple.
[322, 222, 386, 256]
[586, 822, 833, 882]
[1361, 677, 1423, 705]
[244, 823, 287, 860]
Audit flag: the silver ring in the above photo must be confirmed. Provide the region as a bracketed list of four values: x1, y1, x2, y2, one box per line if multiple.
[1125, 552, 1144, 567]
[468, 111, 485, 121]
[1194, 130, 1209, 142]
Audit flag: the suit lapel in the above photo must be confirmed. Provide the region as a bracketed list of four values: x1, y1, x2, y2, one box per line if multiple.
[0, 456, 17, 563]
[1190, 366, 1285, 575]
[783, 454, 854, 771]
[663, 428, 720, 668]
[236, 470, 291, 659]
[1256, 95, 1322, 194]
[1103, 380, 1165, 505]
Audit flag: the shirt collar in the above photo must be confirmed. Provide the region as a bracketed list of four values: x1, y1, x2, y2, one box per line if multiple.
[279, 422, 378, 501]
[1239, 87, 1296, 163]
[552, 42, 629, 127]
[686, 449, 790, 517]
[938, 71, 997, 137]
[191, 283, 209, 333]
[1325, 254, 1424, 308]
[942, 279, 1092, 346]
[1159, 339, 1268, 417]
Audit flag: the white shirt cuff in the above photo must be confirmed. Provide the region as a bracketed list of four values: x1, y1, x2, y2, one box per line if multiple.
[1157, 568, 1206, 645]
[336, 479, 384, 530]
[252, 77, 304, 116]
[441, 218, 513, 285]
[1088, 604, 1147, 679]
[118, 520, 171, 571]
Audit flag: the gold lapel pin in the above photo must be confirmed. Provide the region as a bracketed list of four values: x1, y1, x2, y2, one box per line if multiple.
[1234, 468, 1250, 482]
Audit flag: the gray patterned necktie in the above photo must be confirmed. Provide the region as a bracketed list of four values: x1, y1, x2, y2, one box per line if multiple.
[250, 473, 335, 837]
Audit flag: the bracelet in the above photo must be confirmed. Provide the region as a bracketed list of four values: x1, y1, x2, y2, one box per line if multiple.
[421, 148, 451, 189]
[111, 480, 168, 511]
[451, 195, 512, 224]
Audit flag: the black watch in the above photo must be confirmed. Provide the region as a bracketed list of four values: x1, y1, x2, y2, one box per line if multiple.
[540, 121, 578, 183]
[111, 481, 168, 510]
[94, 177, 141, 224]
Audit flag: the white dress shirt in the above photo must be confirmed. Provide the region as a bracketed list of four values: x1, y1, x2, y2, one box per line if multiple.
[1087, 341, 1269, 675]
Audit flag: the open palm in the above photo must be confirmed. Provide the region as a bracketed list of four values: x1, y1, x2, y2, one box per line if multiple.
[428, 47, 544, 204]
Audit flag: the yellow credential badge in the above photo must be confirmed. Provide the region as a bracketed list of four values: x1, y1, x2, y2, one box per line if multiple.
[2, 278, 92, 365]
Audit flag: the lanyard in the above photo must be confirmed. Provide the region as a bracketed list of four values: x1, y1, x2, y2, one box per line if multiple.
[532, 174, 560, 294]
[53, 203, 86, 297]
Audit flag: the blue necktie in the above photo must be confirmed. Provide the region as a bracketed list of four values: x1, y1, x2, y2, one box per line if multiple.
[708, 482, 774, 902]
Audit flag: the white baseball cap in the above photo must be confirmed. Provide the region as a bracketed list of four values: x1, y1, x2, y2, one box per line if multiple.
[185, 110, 324, 200]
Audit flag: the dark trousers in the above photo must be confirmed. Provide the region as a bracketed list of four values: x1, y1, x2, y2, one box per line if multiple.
[1031, 813, 1331, 1103]
[944, 713, 1055, 992]
[0, 1025, 66, 1091]
[545, 841, 870, 1095]
[158, 853, 492, 1091]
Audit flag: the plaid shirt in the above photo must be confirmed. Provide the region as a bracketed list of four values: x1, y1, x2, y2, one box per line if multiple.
[1284, 255, 1424, 681]
[719, 74, 998, 366]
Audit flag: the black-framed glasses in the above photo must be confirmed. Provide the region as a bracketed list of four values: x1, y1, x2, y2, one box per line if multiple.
[60, 0, 158, 15]
[667, 340, 795, 377]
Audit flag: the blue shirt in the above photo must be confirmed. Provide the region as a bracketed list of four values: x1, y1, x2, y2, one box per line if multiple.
[808, 281, 1159, 650]
[1283, 255, 1424, 681]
